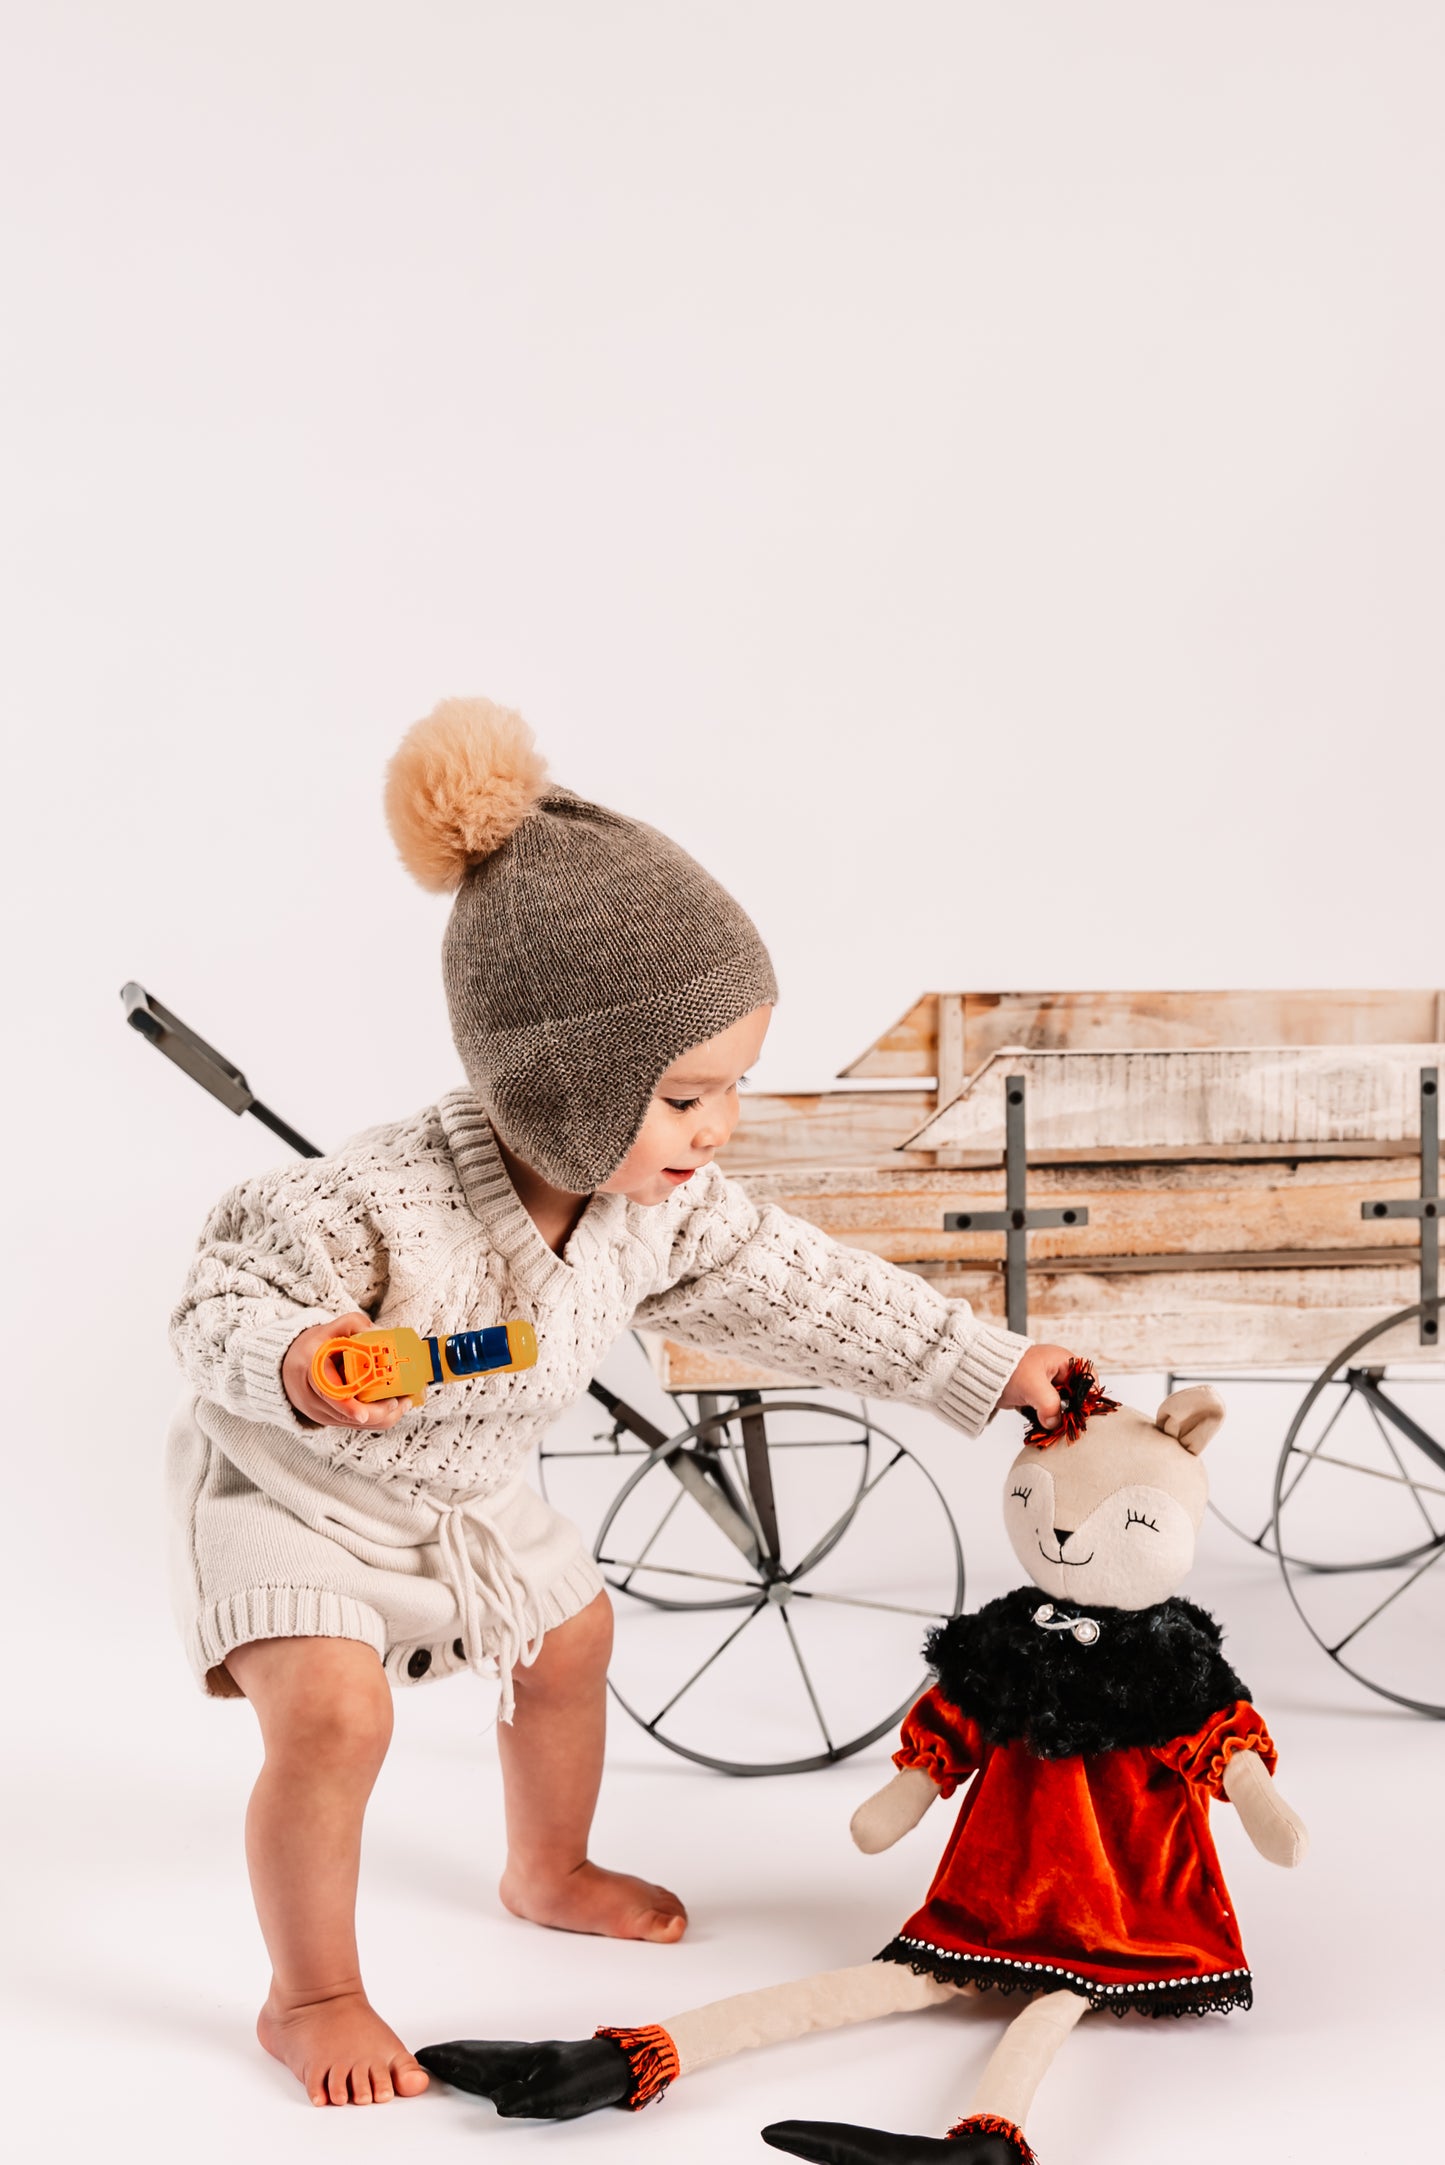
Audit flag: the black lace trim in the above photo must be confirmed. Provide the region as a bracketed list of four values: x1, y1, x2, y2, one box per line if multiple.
[875, 1938, 1254, 2020]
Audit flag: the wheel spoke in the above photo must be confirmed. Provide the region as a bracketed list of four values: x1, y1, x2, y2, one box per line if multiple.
[709, 1436, 871, 1453]
[646, 1600, 768, 1728]
[597, 1556, 764, 1592]
[1281, 1449, 1445, 1503]
[788, 1446, 907, 1583]
[1362, 1396, 1442, 1538]
[617, 1488, 686, 1593]
[791, 1587, 951, 1621]
[537, 1444, 649, 1461]
[1328, 1538, 1445, 1657]
[779, 1606, 835, 1755]
[1277, 1386, 1352, 1515]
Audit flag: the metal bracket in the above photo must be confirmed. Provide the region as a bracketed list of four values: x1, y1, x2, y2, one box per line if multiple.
[942, 1074, 1088, 1335]
[1359, 1066, 1440, 1346]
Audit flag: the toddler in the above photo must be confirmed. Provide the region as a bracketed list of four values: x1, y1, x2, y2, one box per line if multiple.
[167, 698, 1073, 2108]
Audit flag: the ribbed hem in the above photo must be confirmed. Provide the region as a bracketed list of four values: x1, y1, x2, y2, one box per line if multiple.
[193, 1585, 387, 1693]
[437, 1092, 574, 1302]
[532, 1550, 608, 1636]
[235, 1308, 338, 1432]
[936, 1324, 1031, 1436]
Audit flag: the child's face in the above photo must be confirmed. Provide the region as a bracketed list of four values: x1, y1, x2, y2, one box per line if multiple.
[598, 1005, 773, 1206]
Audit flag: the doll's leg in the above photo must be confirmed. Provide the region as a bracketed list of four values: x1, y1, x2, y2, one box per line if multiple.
[762, 1987, 1089, 2165]
[960, 1987, 1088, 2128]
[664, 1959, 960, 2073]
[418, 1961, 959, 2119]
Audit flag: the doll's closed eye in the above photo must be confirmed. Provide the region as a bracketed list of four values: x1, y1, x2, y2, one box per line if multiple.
[1125, 1508, 1160, 1532]
[1011, 1485, 1033, 1504]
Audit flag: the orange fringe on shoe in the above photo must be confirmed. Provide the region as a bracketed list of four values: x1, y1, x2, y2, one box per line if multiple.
[1023, 1357, 1119, 1448]
[593, 2024, 680, 2110]
[946, 2112, 1037, 2160]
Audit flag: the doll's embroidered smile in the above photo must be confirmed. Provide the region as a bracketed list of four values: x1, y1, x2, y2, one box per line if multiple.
[1039, 1536, 1094, 1566]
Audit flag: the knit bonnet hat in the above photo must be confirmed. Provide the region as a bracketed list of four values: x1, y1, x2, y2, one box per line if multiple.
[385, 698, 778, 1191]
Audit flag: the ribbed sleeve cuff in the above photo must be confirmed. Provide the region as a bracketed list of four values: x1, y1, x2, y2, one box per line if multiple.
[935, 1323, 1032, 1437]
[234, 1308, 339, 1431]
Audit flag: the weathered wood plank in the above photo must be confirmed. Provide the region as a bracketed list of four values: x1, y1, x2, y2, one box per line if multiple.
[735, 1156, 1439, 1266]
[905, 1046, 1445, 1156]
[652, 1257, 1432, 1389]
[723, 1090, 938, 1169]
[907, 1261, 1431, 1371]
[840, 990, 1445, 1081]
[838, 993, 939, 1081]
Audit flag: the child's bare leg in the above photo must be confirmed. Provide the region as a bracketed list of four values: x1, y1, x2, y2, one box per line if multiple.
[496, 1591, 686, 1943]
[225, 1635, 429, 2107]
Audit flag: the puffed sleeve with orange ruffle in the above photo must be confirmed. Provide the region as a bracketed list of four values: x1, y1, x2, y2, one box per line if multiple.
[1152, 1697, 1278, 1799]
[891, 1685, 985, 1800]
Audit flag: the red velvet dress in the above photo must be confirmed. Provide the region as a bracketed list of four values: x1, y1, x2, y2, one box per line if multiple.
[879, 1684, 1275, 2018]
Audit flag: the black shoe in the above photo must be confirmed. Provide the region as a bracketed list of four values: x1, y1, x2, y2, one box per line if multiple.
[416, 2037, 633, 2119]
[762, 2118, 1031, 2165]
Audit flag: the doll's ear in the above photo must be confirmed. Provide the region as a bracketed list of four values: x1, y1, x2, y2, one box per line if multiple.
[1155, 1385, 1225, 1456]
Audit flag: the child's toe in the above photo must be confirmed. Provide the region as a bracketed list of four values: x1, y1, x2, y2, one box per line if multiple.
[347, 2061, 375, 2105]
[393, 2055, 429, 2097]
[641, 1905, 687, 1943]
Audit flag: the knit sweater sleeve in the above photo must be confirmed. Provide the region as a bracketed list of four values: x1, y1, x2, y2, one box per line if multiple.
[169, 1162, 390, 1438]
[631, 1168, 1029, 1437]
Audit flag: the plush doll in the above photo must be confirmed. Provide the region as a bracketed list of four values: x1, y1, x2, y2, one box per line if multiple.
[418, 1368, 1308, 2163]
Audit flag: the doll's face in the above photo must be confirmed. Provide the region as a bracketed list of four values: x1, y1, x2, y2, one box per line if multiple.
[1003, 1389, 1220, 1611]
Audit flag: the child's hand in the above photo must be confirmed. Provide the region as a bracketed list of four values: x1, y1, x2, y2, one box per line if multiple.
[997, 1344, 1077, 1432]
[282, 1312, 412, 1431]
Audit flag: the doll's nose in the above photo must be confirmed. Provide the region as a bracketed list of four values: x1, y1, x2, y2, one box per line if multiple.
[1054, 1527, 1073, 1551]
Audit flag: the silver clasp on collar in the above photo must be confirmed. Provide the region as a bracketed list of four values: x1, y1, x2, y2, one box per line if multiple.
[1033, 1601, 1101, 1648]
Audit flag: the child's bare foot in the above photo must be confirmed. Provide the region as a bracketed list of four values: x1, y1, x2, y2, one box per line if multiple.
[258, 1983, 431, 2106]
[500, 1859, 687, 1943]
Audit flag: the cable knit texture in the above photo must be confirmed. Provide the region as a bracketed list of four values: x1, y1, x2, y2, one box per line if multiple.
[167, 1094, 1027, 1698]
[170, 1091, 1029, 1507]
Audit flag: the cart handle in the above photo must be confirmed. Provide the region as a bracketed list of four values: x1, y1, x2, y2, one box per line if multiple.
[120, 983, 322, 1158]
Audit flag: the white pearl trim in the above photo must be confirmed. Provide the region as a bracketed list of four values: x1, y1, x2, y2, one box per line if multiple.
[890, 1936, 1251, 2000]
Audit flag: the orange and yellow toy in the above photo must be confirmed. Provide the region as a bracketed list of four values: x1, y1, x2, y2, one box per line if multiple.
[310, 1322, 538, 1410]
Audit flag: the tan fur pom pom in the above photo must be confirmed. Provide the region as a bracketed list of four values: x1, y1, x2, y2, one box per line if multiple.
[384, 697, 550, 891]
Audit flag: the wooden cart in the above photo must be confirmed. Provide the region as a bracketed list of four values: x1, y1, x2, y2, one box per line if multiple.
[555, 991, 1444, 1742]
[126, 982, 1445, 1766]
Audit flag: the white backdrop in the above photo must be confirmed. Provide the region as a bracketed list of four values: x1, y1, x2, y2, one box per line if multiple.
[3, 6, 1443, 2160]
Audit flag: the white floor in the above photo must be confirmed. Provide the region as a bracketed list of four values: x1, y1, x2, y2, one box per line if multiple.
[10, 1381, 1442, 2165]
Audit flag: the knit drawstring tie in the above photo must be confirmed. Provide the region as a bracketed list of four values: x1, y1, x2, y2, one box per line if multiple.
[434, 1494, 546, 1723]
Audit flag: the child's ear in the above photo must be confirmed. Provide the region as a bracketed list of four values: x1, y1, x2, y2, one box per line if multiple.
[1155, 1385, 1225, 1456]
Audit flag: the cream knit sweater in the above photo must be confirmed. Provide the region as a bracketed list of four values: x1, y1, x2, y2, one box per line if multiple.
[170, 1091, 1028, 1504]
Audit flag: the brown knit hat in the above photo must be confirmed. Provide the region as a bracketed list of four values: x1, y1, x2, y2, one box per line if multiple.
[384, 698, 778, 1190]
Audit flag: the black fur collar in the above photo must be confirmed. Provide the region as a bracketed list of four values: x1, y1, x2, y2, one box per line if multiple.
[924, 1586, 1249, 1760]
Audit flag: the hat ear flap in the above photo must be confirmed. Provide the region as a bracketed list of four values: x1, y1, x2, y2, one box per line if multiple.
[1156, 1385, 1225, 1456]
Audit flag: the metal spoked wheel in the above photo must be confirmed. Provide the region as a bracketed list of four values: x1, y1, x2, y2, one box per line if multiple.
[593, 1397, 964, 1776]
[1168, 1366, 1438, 1573]
[1272, 1304, 1445, 1716]
[540, 1391, 870, 1615]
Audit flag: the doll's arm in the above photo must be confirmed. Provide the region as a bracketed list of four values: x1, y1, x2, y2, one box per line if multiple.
[1221, 1747, 1309, 1867]
[850, 1765, 945, 1854]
